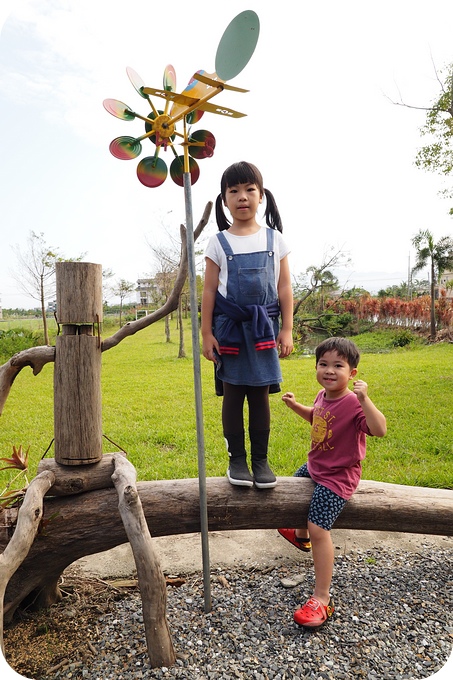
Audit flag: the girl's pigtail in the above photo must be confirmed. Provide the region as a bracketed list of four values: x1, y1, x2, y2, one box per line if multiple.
[264, 188, 283, 232]
[215, 193, 231, 231]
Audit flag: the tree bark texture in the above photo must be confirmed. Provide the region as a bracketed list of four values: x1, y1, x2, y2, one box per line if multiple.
[55, 262, 103, 325]
[0, 470, 55, 652]
[1, 476, 451, 623]
[111, 454, 175, 668]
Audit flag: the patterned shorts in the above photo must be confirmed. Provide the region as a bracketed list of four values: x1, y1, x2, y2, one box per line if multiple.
[294, 463, 348, 531]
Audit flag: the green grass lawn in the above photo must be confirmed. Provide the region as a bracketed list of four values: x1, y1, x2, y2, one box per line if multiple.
[0, 318, 452, 492]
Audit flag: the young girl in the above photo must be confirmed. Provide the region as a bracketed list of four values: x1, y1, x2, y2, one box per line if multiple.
[201, 161, 293, 489]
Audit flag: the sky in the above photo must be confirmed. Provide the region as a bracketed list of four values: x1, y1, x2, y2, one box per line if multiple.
[1, 0, 453, 310]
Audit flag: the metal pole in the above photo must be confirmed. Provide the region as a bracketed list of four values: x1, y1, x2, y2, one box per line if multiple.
[183, 171, 212, 613]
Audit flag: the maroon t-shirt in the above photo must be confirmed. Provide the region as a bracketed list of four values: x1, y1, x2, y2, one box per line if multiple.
[307, 389, 372, 500]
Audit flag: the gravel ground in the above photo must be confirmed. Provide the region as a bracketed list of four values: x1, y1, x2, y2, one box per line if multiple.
[37, 543, 452, 680]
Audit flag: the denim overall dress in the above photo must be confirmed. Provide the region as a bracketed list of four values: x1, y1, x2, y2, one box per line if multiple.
[213, 228, 282, 388]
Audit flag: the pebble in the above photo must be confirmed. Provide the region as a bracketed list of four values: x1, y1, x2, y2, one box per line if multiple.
[48, 545, 451, 680]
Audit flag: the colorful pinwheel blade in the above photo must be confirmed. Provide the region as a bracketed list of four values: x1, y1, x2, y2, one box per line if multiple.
[137, 156, 168, 187]
[170, 155, 200, 187]
[188, 130, 216, 159]
[103, 98, 135, 121]
[163, 64, 177, 92]
[186, 109, 204, 124]
[126, 66, 148, 99]
[109, 136, 142, 160]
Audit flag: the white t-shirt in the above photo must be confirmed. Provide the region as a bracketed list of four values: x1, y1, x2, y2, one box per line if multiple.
[204, 226, 290, 298]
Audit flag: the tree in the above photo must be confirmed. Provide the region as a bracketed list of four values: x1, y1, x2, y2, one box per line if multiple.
[411, 228, 453, 338]
[292, 246, 351, 314]
[377, 282, 411, 299]
[414, 64, 453, 201]
[11, 231, 84, 345]
[111, 279, 136, 327]
[102, 267, 115, 307]
[390, 62, 453, 211]
[148, 236, 191, 354]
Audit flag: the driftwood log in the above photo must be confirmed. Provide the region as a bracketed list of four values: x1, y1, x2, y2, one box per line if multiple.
[1, 470, 452, 623]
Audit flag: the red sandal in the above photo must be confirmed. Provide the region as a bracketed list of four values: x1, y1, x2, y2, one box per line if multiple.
[278, 528, 311, 552]
[293, 597, 335, 628]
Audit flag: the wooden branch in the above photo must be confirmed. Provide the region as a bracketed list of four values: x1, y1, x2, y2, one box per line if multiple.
[0, 346, 55, 416]
[0, 470, 55, 652]
[111, 454, 175, 668]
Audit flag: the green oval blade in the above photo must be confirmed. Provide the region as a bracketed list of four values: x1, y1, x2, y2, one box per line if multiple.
[215, 10, 260, 81]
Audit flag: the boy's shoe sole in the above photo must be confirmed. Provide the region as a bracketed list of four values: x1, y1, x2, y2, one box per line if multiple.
[293, 597, 335, 628]
[278, 528, 311, 552]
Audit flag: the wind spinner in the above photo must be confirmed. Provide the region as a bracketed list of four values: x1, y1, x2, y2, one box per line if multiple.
[103, 10, 260, 188]
[103, 10, 260, 613]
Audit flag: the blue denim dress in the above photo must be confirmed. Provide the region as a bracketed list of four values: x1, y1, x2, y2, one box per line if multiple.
[213, 228, 282, 387]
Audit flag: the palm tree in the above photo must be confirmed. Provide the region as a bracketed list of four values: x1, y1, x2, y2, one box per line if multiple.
[411, 229, 453, 338]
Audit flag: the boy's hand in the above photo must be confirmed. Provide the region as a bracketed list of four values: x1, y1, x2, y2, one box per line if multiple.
[352, 380, 368, 402]
[282, 391, 296, 408]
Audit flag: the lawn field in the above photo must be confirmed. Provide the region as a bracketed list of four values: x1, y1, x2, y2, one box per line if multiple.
[0, 318, 452, 492]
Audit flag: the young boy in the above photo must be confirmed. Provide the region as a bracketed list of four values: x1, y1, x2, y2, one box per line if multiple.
[280, 337, 386, 628]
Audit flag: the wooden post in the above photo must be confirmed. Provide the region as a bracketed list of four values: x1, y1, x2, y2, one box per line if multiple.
[54, 262, 103, 466]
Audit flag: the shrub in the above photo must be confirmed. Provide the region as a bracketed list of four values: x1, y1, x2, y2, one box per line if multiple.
[390, 329, 416, 347]
[0, 328, 44, 363]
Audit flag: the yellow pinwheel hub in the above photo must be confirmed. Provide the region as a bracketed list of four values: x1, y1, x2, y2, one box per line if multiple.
[152, 114, 175, 139]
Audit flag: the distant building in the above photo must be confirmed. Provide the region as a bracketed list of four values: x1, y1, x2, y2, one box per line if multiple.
[136, 279, 156, 307]
[136, 273, 175, 307]
[438, 270, 453, 299]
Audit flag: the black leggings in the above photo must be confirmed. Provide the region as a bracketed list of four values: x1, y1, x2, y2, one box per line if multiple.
[222, 383, 270, 435]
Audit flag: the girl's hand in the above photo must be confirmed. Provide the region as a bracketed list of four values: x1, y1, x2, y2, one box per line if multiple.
[276, 329, 294, 358]
[202, 333, 220, 363]
[352, 380, 368, 402]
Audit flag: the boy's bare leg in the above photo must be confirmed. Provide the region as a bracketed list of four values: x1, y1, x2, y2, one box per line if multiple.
[308, 520, 334, 606]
